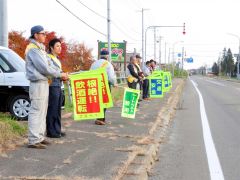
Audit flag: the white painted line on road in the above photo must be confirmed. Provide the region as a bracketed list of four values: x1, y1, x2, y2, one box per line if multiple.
[191, 80, 224, 180]
[205, 79, 225, 87]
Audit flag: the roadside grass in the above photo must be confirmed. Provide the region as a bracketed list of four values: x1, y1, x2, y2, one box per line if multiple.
[63, 83, 73, 113]
[0, 113, 27, 148]
[173, 69, 188, 78]
[112, 84, 126, 105]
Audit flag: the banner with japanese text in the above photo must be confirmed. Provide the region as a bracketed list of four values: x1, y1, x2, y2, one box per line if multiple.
[149, 74, 163, 98]
[121, 88, 140, 119]
[69, 73, 104, 120]
[167, 72, 172, 89]
[163, 72, 169, 93]
[97, 68, 113, 108]
[73, 68, 113, 109]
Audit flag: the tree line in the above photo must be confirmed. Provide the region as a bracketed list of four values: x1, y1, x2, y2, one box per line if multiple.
[212, 48, 239, 77]
[8, 31, 93, 73]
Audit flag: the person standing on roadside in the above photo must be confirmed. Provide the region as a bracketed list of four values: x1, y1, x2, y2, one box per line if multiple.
[25, 25, 68, 149]
[90, 50, 117, 125]
[46, 38, 67, 138]
[135, 55, 144, 100]
[126, 56, 141, 89]
[142, 61, 151, 100]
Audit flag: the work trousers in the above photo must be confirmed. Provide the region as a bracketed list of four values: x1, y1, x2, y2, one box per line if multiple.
[142, 79, 149, 99]
[46, 86, 62, 136]
[28, 81, 49, 145]
[97, 83, 111, 122]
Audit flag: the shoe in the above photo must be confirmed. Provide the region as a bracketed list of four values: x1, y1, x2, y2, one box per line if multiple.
[40, 139, 51, 145]
[61, 132, 66, 137]
[143, 98, 151, 100]
[28, 143, 46, 149]
[95, 120, 106, 125]
[47, 134, 61, 138]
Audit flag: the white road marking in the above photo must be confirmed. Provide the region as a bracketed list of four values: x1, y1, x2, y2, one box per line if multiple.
[205, 79, 225, 87]
[191, 80, 224, 180]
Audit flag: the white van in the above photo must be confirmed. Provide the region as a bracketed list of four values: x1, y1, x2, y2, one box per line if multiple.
[0, 46, 30, 120]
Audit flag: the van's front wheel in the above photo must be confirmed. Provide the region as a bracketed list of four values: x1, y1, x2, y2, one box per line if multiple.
[9, 95, 30, 120]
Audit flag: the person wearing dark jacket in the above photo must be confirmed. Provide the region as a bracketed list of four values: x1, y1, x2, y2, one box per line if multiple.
[127, 56, 141, 89]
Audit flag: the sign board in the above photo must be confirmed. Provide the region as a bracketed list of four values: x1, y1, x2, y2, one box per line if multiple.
[121, 88, 140, 119]
[98, 42, 126, 62]
[70, 73, 104, 120]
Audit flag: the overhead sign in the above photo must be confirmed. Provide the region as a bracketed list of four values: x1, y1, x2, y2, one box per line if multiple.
[98, 42, 126, 62]
[186, 57, 193, 63]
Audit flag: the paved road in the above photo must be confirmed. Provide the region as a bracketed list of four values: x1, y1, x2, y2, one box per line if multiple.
[150, 76, 240, 180]
[0, 79, 183, 180]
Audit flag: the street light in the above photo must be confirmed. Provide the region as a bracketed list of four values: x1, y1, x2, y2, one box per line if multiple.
[144, 23, 186, 67]
[226, 33, 240, 79]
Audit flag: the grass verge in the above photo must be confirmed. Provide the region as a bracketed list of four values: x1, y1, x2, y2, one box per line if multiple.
[0, 113, 27, 149]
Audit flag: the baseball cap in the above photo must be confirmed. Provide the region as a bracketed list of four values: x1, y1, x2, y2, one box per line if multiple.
[30, 25, 45, 38]
[136, 54, 142, 59]
[100, 50, 109, 55]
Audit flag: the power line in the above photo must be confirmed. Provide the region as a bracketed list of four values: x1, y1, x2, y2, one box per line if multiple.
[75, 0, 107, 20]
[111, 21, 141, 42]
[56, 0, 107, 37]
[74, 0, 140, 42]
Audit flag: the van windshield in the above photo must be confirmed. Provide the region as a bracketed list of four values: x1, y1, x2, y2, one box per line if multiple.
[0, 49, 25, 72]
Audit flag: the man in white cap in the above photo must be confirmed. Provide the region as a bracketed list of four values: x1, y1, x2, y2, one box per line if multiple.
[25, 25, 68, 149]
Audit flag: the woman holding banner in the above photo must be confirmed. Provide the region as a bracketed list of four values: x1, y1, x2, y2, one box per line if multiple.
[46, 38, 67, 137]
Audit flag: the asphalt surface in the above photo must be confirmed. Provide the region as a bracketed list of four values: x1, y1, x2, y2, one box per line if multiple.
[0, 79, 182, 180]
[150, 76, 240, 180]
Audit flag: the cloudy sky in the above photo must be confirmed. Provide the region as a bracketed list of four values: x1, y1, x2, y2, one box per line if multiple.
[8, 0, 240, 69]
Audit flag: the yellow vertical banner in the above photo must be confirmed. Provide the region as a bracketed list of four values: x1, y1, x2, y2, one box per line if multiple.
[98, 68, 113, 108]
[69, 73, 104, 120]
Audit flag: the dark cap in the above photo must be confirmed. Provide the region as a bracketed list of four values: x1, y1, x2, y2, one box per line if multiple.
[100, 50, 109, 55]
[136, 54, 142, 59]
[30, 25, 44, 38]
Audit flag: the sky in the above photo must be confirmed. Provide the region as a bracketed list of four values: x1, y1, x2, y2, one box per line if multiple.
[7, 0, 240, 69]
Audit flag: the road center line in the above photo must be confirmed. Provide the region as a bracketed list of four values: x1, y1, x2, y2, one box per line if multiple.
[191, 80, 224, 180]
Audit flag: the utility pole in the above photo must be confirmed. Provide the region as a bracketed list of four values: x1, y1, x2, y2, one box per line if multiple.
[107, 0, 111, 62]
[140, 8, 149, 67]
[0, 0, 8, 47]
[158, 36, 163, 69]
[142, 8, 144, 66]
[164, 42, 167, 65]
[168, 47, 171, 65]
[182, 46, 184, 71]
[154, 28, 156, 61]
[144, 23, 186, 63]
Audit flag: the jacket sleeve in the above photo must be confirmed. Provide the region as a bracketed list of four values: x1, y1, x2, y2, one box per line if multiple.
[128, 64, 139, 79]
[28, 49, 61, 78]
[107, 63, 117, 85]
